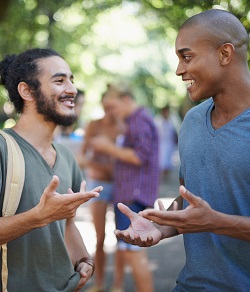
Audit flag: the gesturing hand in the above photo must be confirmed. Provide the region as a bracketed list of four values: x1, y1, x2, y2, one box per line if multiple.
[140, 186, 217, 234]
[114, 203, 163, 247]
[36, 175, 103, 225]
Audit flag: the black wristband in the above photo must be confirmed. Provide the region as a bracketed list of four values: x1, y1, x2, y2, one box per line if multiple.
[74, 257, 95, 276]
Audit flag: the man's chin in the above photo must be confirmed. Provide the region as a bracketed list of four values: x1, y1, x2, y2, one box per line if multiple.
[58, 116, 77, 126]
[43, 113, 77, 126]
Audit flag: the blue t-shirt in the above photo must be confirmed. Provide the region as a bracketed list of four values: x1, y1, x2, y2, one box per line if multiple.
[175, 98, 250, 291]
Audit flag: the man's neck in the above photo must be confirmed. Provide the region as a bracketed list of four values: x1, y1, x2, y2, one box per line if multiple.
[13, 114, 56, 150]
[211, 89, 250, 129]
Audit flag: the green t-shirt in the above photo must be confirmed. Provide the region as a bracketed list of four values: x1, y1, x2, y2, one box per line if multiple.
[0, 129, 83, 292]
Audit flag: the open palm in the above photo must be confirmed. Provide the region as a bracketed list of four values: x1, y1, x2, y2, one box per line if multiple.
[114, 203, 162, 247]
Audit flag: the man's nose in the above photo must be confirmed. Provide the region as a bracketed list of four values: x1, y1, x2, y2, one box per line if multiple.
[66, 80, 78, 96]
[176, 62, 185, 76]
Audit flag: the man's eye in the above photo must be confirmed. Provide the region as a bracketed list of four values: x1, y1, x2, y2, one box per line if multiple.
[183, 55, 191, 61]
[56, 79, 63, 83]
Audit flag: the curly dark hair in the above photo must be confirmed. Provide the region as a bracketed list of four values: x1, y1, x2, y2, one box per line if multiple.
[0, 48, 61, 113]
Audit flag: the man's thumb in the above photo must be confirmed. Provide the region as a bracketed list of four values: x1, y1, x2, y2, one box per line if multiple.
[117, 203, 137, 220]
[45, 175, 59, 194]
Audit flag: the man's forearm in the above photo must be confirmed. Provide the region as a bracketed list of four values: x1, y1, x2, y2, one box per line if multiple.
[212, 212, 250, 241]
[0, 207, 46, 245]
[65, 218, 90, 266]
[105, 144, 141, 166]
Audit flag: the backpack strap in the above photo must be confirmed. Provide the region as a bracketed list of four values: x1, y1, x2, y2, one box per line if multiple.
[0, 130, 25, 292]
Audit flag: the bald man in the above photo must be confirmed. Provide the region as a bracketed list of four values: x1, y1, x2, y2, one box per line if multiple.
[114, 9, 250, 291]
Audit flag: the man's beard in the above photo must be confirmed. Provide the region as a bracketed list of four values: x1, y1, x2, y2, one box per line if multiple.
[35, 89, 77, 126]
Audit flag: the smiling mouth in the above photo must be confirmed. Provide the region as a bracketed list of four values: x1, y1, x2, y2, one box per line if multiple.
[60, 98, 75, 107]
[185, 80, 194, 88]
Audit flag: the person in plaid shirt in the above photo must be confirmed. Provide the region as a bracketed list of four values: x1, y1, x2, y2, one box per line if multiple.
[89, 81, 159, 292]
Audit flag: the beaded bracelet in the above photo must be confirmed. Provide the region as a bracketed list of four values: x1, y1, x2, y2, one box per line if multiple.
[74, 257, 95, 277]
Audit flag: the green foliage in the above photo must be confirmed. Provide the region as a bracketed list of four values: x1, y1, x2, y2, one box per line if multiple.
[0, 0, 250, 122]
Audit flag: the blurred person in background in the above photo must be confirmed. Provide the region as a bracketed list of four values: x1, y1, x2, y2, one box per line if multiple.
[89, 82, 159, 292]
[82, 94, 124, 292]
[154, 104, 180, 178]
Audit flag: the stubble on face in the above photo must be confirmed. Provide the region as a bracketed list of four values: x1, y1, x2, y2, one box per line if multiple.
[35, 88, 77, 126]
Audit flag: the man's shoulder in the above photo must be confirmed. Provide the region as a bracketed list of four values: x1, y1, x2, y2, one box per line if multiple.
[185, 98, 212, 119]
[132, 107, 155, 123]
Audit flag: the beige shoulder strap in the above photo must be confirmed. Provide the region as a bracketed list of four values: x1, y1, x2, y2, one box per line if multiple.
[0, 130, 25, 292]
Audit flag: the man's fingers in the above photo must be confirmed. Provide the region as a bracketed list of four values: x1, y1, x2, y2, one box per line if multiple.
[72, 191, 100, 203]
[92, 186, 103, 193]
[44, 175, 59, 195]
[142, 213, 166, 225]
[172, 201, 179, 211]
[68, 188, 74, 194]
[179, 185, 198, 205]
[59, 191, 100, 210]
[80, 181, 103, 194]
[114, 229, 126, 237]
[157, 200, 166, 211]
[117, 203, 138, 221]
[114, 229, 132, 241]
[80, 180, 87, 193]
[114, 229, 122, 237]
[141, 209, 178, 225]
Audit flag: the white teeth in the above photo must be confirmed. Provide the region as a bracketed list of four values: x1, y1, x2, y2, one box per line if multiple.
[185, 80, 194, 88]
[62, 100, 73, 105]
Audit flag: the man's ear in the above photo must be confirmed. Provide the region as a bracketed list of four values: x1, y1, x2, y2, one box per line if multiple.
[17, 82, 34, 101]
[219, 43, 235, 65]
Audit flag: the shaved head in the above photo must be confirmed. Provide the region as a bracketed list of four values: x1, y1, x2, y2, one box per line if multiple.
[180, 9, 249, 61]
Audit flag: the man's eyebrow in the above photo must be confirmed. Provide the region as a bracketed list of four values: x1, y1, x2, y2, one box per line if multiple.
[51, 73, 74, 79]
[177, 48, 192, 54]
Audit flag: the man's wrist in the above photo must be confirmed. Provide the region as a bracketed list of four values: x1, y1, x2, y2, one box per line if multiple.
[74, 257, 95, 276]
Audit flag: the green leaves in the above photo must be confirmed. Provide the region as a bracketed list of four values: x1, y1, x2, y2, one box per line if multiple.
[0, 0, 249, 121]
